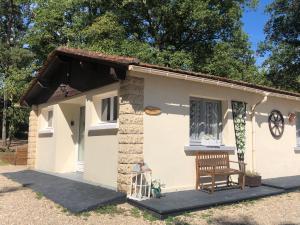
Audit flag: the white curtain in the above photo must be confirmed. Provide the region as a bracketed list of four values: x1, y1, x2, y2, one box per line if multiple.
[190, 98, 222, 145]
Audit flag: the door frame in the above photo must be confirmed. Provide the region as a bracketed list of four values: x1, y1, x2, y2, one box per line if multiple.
[76, 106, 85, 172]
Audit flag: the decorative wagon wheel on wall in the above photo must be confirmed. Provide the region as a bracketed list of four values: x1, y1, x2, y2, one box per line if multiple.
[268, 110, 284, 138]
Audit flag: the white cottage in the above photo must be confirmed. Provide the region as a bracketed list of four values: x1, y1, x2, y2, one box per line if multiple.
[22, 47, 300, 193]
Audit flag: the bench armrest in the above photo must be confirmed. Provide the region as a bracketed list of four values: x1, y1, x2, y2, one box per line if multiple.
[229, 160, 247, 165]
[229, 161, 246, 172]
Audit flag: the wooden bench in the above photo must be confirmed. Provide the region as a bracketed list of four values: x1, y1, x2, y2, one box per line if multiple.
[195, 151, 246, 193]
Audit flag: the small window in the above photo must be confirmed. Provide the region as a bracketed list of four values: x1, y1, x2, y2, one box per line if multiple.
[190, 98, 222, 146]
[101, 96, 118, 122]
[296, 112, 300, 146]
[47, 110, 53, 128]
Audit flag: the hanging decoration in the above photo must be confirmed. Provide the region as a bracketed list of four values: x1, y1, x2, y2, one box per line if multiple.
[232, 101, 247, 162]
[268, 110, 284, 138]
[144, 106, 161, 116]
[288, 112, 296, 124]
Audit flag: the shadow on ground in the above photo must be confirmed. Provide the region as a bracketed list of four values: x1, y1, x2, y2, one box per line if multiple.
[0, 186, 27, 194]
[208, 216, 258, 225]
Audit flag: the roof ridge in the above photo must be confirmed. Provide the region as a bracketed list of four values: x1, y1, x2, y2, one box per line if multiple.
[56, 46, 140, 64]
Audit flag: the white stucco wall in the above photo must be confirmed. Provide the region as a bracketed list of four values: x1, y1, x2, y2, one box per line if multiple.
[35, 84, 119, 190]
[36, 104, 57, 172]
[55, 103, 79, 172]
[36, 103, 79, 173]
[254, 97, 300, 178]
[84, 84, 119, 190]
[137, 72, 300, 191]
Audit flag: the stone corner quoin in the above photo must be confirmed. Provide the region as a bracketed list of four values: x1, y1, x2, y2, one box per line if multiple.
[117, 76, 144, 193]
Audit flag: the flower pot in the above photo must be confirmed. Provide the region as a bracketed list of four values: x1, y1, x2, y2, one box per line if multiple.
[245, 175, 261, 187]
[151, 188, 161, 198]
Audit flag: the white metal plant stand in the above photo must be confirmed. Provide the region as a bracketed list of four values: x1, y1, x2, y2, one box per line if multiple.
[127, 163, 152, 201]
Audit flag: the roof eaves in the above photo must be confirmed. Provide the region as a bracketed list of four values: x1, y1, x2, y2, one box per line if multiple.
[20, 47, 141, 106]
[133, 64, 300, 100]
[137, 63, 300, 99]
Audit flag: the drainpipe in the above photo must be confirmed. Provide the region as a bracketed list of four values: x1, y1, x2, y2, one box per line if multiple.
[250, 92, 269, 172]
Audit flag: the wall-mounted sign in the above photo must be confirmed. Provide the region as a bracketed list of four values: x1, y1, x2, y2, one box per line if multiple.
[144, 106, 161, 116]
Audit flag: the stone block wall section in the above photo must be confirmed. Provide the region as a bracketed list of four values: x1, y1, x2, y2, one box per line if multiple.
[27, 105, 38, 168]
[117, 76, 144, 193]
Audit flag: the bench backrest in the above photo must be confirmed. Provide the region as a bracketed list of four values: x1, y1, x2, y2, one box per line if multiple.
[196, 151, 230, 173]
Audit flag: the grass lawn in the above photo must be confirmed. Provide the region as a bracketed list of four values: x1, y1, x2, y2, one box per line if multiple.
[0, 160, 8, 166]
[0, 152, 10, 166]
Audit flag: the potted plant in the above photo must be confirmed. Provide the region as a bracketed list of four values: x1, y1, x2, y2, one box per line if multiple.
[151, 180, 164, 198]
[244, 171, 262, 187]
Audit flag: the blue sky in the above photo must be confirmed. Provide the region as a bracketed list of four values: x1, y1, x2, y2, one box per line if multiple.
[242, 0, 271, 66]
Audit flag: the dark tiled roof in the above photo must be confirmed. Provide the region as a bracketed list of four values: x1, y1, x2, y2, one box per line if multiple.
[55, 47, 140, 65]
[20, 47, 140, 105]
[21, 47, 300, 106]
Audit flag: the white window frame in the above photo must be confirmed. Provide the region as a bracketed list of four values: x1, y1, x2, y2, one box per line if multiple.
[296, 112, 300, 147]
[47, 109, 53, 128]
[189, 97, 223, 146]
[100, 96, 118, 123]
[89, 93, 119, 131]
[38, 106, 54, 135]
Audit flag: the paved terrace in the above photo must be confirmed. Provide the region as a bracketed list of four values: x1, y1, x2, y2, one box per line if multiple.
[2, 170, 126, 213]
[3, 170, 300, 218]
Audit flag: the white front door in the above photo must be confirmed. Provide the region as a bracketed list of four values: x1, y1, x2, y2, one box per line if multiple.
[77, 106, 85, 172]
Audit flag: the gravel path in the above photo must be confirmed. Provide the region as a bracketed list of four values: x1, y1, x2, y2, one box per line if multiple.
[0, 165, 299, 225]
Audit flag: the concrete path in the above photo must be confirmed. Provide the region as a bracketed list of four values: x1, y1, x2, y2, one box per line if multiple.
[129, 186, 284, 219]
[263, 175, 300, 190]
[2, 170, 126, 213]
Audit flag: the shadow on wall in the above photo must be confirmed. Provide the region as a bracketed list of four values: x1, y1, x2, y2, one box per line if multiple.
[88, 129, 118, 136]
[59, 104, 79, 146]
[38, 133, 53, 138]
[160, 99, 285, 134]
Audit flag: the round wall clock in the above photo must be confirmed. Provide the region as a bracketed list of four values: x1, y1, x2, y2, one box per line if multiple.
[268, 110, 284, 138]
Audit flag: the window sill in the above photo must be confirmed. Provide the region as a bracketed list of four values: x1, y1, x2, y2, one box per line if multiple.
[184, 145, 236, 155]
[294, 147, 300, 153]
[88, 122, 118, 131]
[38, 128, 54, 134]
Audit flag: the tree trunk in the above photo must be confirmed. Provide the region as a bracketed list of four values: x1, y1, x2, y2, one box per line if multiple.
[2, 0, 14, 148]
[2, 89, 7, 147]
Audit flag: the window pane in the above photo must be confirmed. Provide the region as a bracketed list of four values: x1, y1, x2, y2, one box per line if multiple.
[48, 110, 53, 127]
[113, 96, 118, 121]
[190, 98, 222, 145]
[190, 99, 203, 143]
[101, 98, 110, 121]
[296, 112, 300, 146]
[205, 101, 220, 140]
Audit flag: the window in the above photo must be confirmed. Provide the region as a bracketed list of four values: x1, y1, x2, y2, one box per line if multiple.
[190, 98, 222, 146]
[47, 110, 53, 128]
[296, 112, 300, 146]
[101, 96, 118, 122]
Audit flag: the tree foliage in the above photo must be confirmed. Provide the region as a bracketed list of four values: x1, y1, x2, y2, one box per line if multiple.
[260, 0, 300, 92]
[26, 0, 258, 81]
[0, 0, 34, 145]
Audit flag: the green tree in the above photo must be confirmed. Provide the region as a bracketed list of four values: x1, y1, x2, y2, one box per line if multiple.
[27, 0, 258, 81]
[260, 0, 300, 92]
[0, 0, 34, 147]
